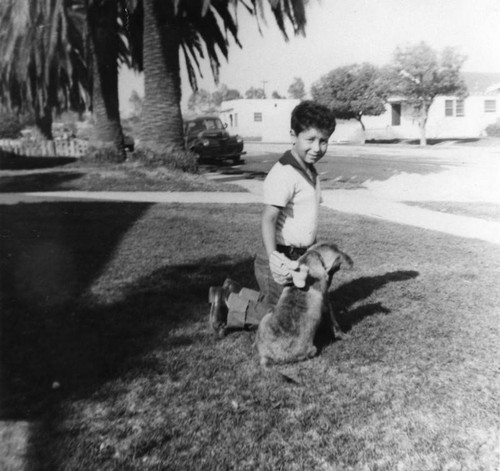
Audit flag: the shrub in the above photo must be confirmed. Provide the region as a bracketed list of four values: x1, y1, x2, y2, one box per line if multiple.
[0, 111, 35, 139]
[485, 119, 500, 137]
[130, 146, 199, 173]
[82, 143, 126, 163]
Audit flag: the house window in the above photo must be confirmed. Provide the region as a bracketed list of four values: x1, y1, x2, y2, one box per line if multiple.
[445, 100, 454, 117]
[254, 112, 262, 122]
[485, 99, 497, 113]
[445, 99, 465, 117]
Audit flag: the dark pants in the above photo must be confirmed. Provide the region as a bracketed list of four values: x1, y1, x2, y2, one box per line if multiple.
[226, 246, 307, 328]
[226, 248, 283, 328]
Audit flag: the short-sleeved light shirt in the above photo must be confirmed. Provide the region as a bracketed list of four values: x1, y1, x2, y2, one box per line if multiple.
[263, 150, 322, 248]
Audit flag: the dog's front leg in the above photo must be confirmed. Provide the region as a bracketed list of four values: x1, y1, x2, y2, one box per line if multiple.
[324, 300, 347, 340]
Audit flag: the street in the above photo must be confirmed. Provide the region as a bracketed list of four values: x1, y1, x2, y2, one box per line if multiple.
[201, 141, 500, 192]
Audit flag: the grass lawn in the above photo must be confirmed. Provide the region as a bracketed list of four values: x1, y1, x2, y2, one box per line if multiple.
[1, 202, 499, 470]
[0, 157, 246, 192]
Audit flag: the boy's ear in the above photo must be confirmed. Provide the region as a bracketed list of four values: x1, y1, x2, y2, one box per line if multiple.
[290, 129, 297, 142]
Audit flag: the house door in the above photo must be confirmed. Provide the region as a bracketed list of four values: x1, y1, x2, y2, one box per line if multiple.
[391, 104, 401, 126]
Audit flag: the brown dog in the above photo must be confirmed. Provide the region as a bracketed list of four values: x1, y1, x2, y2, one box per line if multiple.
[256, 243, 353, 367]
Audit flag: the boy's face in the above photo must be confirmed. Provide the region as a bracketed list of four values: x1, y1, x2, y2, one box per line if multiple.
[290, 127, 331, 165]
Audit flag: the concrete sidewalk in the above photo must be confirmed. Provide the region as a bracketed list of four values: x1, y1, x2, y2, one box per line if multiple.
[0, 190, 261, 205]
[321, 189, 500, 245]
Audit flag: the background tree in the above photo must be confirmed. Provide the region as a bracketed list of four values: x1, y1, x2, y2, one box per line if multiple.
[272, 90, 284, 99]
[245, 86, 266, 99]
[187, 84, 241, 115]
[129, 89, 143, 118]
[311, 63, 388, 136]
[211, 84, 241, 107]
[187, 88, 217, 114]
[288, 77, 306, 100]
[387, 42, 468, 145]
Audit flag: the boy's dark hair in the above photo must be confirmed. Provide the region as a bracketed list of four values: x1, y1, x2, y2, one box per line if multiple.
[291, 100, 336, 136]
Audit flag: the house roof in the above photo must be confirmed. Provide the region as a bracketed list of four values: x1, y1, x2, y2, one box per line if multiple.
[462, 72, 500, 94]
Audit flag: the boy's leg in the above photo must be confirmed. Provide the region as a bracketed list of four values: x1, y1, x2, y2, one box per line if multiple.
[226, 288, 268, 328]
[209, 279, 268, 334]
[209, 251, 284, 334]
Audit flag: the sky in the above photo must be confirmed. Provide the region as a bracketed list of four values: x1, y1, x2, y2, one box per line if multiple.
[119, 0, 500, 114]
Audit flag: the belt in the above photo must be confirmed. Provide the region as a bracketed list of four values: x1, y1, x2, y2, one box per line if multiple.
[276, 244, 308, 260]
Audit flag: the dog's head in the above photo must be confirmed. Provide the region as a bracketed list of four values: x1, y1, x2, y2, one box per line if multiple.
[297, 243, 353, 289]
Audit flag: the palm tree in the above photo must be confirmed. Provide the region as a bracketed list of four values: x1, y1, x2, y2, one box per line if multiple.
[130, 0, 307, 153]
[0, 0, 131, 160]
[0, 0, 89, 139]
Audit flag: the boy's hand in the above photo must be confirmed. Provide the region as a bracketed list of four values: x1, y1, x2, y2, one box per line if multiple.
[269, 251, 299, 285]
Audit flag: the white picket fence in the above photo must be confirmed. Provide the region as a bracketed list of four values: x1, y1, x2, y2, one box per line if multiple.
[0, 138, 89, 157]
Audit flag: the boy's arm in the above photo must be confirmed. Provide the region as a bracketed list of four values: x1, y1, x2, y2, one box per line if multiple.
[261, 204, 281, 257]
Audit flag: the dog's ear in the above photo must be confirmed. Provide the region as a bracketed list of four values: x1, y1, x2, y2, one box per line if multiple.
[314, 244, 353, 274]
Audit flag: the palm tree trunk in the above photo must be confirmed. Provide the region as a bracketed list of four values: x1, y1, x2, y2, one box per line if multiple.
[139, 0, 184, 152]
[35, 106, 53, 140]
[88, 0, 125, 161]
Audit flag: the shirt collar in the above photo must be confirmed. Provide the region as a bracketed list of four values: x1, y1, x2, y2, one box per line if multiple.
[278, 150, 317, 187]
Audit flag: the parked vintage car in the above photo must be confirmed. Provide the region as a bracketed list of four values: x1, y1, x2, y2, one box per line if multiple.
[183, 116, 245, 164]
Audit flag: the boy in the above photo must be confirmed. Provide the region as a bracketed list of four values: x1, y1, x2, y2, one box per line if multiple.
[209, 101, 336, 337]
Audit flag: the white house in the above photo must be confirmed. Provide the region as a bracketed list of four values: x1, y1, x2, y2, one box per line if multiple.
[337, 72, 500, 142]
[362, 93, 500, 142]
[219, 99, 300, 142]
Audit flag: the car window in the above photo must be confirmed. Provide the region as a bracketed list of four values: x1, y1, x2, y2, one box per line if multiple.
[186, 119, 223, 133]
[187, 122, 202, 133]
[203, 119, 223, 130]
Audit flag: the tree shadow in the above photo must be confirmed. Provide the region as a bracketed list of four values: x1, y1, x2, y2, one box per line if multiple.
[0, 201, 259, 468]
[315, 270, 419, 348]
[0, 171, 85, 192]
[0, 151, 77, 170]
[0, 201, 152, 419]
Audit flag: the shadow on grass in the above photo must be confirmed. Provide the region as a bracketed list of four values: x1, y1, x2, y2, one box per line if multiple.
[0, 151, 77, 170]
[0, 201, 259, 468]
[315, 270, 420, 348]
[0, 171, 85, 192]
[0, 202, 258, 417]
[0, 202, 153, 419]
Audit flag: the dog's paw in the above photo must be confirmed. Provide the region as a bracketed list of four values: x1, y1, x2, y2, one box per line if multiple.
[333, 329, 350, 340]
